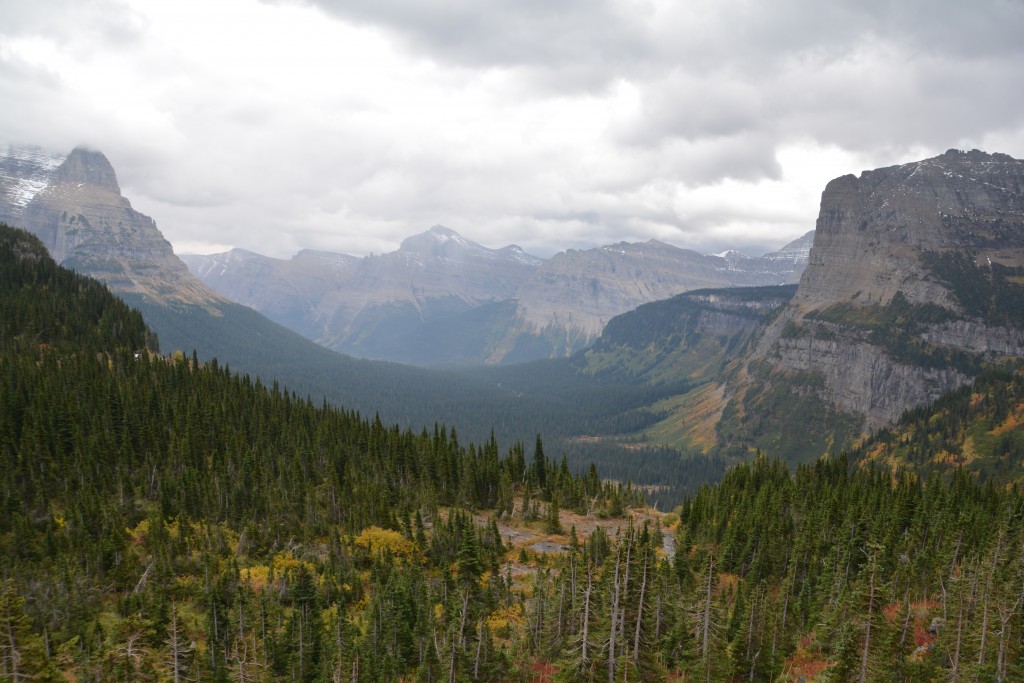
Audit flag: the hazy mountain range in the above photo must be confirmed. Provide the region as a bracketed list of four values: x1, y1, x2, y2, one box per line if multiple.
[2, 142, 812, 366]
[181, 226, 812, 365]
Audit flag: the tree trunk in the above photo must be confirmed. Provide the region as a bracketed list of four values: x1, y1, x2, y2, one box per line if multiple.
[699, 556, 716, 683]
[581, 563, 593, 665]
[632, 554, 648, 666]
[608, 546, 622, 683]
[858, 559, 876, 683]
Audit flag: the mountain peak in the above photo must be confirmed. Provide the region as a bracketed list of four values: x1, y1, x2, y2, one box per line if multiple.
[399, 225, 476, 254]
[54, 147, 121, 194]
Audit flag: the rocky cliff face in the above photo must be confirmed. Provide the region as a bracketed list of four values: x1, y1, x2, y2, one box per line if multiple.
[793, 149, 1024, 312]
[1, 145, 221, 308]
[741, 149, 1024, 439]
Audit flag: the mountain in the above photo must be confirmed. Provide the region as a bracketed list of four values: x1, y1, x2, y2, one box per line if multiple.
[722, 228, 814, 272]
[3, 145, 220, 308]
[718, 149, 1024, 460]
[183, 228, 811, 365]
[0, 144, 735, 496]
[183, 225, 544, 364]
[0, 145, 528, 440]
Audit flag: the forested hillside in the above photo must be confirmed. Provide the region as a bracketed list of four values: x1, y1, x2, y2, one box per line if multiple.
[672, 454, 1024, 682]
[857, 362, 1024, 482]
[0, 224, 642, 681]
[3, 223, 1024, 682]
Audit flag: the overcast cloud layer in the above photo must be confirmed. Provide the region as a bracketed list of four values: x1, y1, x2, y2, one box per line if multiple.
[1, 0, 1022, 258]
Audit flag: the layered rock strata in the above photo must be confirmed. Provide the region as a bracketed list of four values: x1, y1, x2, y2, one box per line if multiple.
[749, 149, 1024, 430]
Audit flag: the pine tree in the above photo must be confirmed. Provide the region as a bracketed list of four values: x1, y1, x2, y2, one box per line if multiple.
[0, 581, 45, 682]
[533, 435, 547, 493]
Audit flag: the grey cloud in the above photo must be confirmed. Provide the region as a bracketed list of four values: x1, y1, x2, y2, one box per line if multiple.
[664, 135, 783, 185]
[296, 0, 1023, 81]
[616, 75, 766, 145]
[296, 0, 1024, 186]
[296, 0, 651, 65]
[0, 0, 145, 49]
[5, 0, 1023, 262]
[769, 50, 1024, 153]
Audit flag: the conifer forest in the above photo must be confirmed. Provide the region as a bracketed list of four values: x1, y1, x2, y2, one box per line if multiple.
[2, 223, 1024, 681]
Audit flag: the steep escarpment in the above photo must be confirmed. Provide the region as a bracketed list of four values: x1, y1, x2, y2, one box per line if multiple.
[793, 149, 1023, 311]
[8, 146, 220, 307]
[728, 149, 1024, 459]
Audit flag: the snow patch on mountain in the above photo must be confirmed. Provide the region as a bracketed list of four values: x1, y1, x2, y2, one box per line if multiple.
[0, 144, 65, 213]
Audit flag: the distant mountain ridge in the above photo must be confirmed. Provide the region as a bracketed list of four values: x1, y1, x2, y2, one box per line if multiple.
[183, 225, 813, 365]
[3, 141, 1021, 476]
[0, 144, 731, 467]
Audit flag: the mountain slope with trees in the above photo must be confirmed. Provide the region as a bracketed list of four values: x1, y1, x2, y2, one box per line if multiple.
[856, 361, 1024, 483]
[4, 222, 1024, 681]
[0, 223, 643, 681]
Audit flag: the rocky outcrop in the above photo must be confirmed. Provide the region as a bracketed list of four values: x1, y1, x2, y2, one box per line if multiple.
[2, 145, 221, 308]
[795, 149, 1024, 312]
[919, 320, 1024, 357]
[744, 149, 1024, 434]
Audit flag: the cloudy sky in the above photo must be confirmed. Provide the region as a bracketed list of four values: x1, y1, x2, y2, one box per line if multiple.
[2, 0, 1023, 259]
